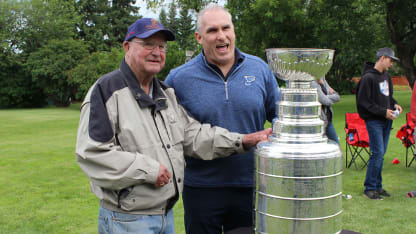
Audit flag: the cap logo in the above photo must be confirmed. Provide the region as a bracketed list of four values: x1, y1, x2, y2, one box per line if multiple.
[146, 19, 162, 30]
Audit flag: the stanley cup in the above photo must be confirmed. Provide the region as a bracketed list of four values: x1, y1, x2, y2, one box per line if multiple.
[255, 49, 343, 234]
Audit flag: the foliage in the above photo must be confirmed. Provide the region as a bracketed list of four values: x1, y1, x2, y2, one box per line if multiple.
[106, 0, 140, 43]
[0, 0, 22, 54]
[76, 0, 140, 52]
[144, 0, 218, 12]
[26, 39, 89, 106]
[157, 41, 187, 80]
[229, 0, 315, 57]
[0, 51, 46, 108]
[68, 47, 125, 100]
[384, 0, 416, 88]
[75, 0, 111, 52]
[309, 0, 388, 88]
[166, 1, 179, 35]
[17, 0, 80, 55]
[0, 0, 82, 108]
[177, 7, 196, 50]
[158, 8, 168, 27]
[0, 0, 140, 108]
[155, 3, 200, 80]
[228, 0, 391, 94]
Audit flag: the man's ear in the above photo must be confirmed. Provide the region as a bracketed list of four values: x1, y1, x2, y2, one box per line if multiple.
[123, 41, 130, 53]
[195, 32, 202, 45]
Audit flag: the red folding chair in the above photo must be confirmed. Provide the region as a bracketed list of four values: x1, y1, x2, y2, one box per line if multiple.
[396, 113, 416, 167]
[345, 113, 370, 170]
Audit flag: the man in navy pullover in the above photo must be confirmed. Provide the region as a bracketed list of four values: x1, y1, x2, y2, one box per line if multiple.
[356, 47, 402, 200]
[165, 3, 280, 233]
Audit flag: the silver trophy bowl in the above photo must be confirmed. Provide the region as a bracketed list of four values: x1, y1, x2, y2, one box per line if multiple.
[266, 48, 335, 82]
[255, 48, 343, 234]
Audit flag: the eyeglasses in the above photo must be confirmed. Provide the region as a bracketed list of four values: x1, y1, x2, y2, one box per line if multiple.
[130, 40, 168, 53]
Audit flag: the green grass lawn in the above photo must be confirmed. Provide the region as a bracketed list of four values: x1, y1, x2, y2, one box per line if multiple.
[0, 90, 415, 233]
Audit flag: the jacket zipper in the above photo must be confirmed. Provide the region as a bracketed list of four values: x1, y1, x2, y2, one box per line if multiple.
[224, 82, 228, 99]
[205, 62, 243, 101]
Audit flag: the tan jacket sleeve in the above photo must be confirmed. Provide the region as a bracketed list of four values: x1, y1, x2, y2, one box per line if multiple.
[175, 100, 246, 160]
[75, 96, 159, 191]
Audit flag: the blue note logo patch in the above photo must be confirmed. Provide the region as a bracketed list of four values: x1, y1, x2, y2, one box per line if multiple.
[244, 76, 256, 86]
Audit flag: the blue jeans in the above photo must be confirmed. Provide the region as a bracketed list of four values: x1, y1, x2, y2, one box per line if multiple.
[98, 206, 175, 234]
[325, 121, 339, 144]
[364, 119, 392, 191]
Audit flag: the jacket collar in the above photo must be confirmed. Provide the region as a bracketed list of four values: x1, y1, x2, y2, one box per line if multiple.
[199, 48, 245, 79]
[119, 59, 168, 112]
[201, 48, 245, 67]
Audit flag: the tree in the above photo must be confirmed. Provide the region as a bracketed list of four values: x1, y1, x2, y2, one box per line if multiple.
[307, 0, 389, 93]
[156, 5, 197, 79]
[156, 41, 186, 80]
[385, 0, 416, 88]
[0, 0, 81, 107]
[26, 39, 89, 106]
[18, 0, 80, 55]
[228, 0, 315, 57]
[105, 0, 140, 44]
[76, 0, 139, 52]
[0, 51, 46, 108]
[227, 0, 391, 93]
[76, 0, 110, 51]
[67, 48, 125, 100]
[159, 8, 168, 27]
[177, 7, 196, 50]
[145, 0, 218, 12]
[0, 0, 21, 54]
[167, 1, 178, 35]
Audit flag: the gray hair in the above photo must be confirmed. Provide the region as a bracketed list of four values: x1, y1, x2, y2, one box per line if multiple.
[196, 3, 233, 33]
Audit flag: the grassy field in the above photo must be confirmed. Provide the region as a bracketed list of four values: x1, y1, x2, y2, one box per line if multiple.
[0, 90, 415, 233]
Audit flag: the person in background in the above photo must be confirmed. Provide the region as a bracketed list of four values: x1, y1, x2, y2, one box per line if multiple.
[75, 17, 271, 234]
[312, 77, 340, 144]
[356, 47, 402, 200]
[165, 4, 280, 234]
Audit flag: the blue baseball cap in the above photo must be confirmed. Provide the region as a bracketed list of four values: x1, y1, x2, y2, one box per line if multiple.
[376, 47, 399, 61]
[125, 18, 175, 41]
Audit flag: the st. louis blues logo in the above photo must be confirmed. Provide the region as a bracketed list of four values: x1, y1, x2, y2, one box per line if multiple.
[244, 76, 256, 86]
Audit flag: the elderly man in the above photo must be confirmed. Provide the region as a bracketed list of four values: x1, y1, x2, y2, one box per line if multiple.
[75, 18, 271, 234]
[356, 47, 402, 200]
[165, 4, 280, 233]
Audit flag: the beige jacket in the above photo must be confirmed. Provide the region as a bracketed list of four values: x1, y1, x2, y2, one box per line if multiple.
[75, 60, 245, 215]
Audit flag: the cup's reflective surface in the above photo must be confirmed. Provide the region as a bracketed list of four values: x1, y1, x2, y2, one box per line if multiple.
[266, 48, 335, 82]
[255, 49, 342, 234]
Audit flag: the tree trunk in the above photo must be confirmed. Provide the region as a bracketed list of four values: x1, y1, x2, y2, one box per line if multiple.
[397, 46, 416, 89]
[386, 0, 416, 89]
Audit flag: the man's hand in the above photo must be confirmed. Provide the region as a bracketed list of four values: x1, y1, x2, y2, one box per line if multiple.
[386, 109, 398, 120]
[242, 128, 273, 150]
[386, 104, 403, 120]
[394, 104, 403, 114]
[155, 164, 171, 188]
